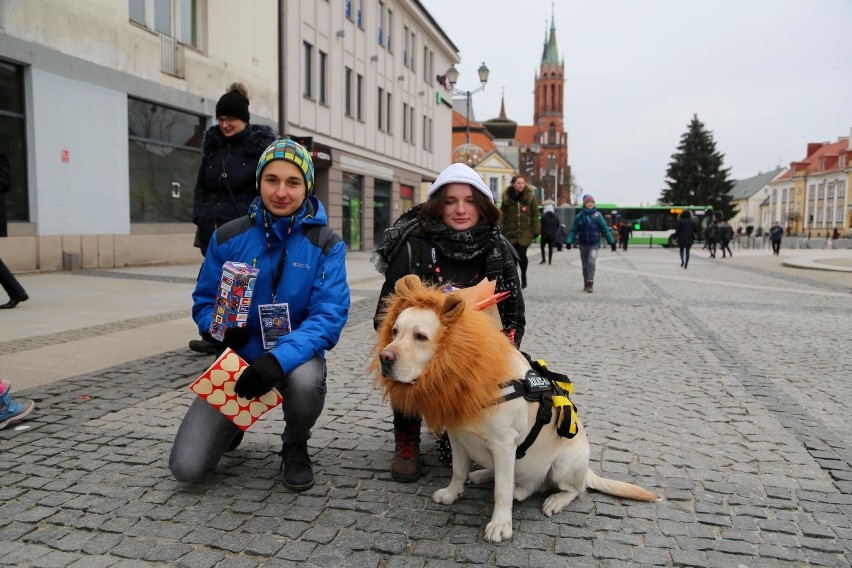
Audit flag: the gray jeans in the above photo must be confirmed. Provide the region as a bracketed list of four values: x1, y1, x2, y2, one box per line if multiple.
[578, 244, 600, 282]
[169, 355, 327, 482]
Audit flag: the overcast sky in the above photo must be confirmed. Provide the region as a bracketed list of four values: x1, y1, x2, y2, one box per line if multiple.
[420, 0, 852, 205]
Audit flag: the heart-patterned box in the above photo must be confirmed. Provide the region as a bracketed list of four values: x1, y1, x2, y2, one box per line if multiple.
[189, 348, 283, 431]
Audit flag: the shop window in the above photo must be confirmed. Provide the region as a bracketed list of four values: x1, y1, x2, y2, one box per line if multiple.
[0, 62, 28, 223]
[127, 98, 204, 222]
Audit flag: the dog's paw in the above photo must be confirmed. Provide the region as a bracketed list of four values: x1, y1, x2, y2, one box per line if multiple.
[484, 519, 513, 542]
[432, 486, 462, 505]
[541, 490, 579, 517]
[467, 469, 493, 485]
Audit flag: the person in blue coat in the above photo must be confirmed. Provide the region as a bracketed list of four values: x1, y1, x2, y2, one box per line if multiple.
[170, 139, 350, 491]
[566, 194, 617, 293]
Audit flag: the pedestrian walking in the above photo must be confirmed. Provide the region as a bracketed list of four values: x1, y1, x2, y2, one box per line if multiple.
[719, 220, 734, 258]
[618, 221, 633, 251]
[554, 223, 568, 251]
[539, 204, 559, 264]
[170, 139, 350, 491]
[188, 81, 277, 355]
[566, 194, 617, 293]
[500, 175, 540, 289]
[769, 221, 784, 255]
[705, 219, 719, 258]
[674, 210, 695, 268]
[0, 152, 28, 310]
[371, 162, 525, 482]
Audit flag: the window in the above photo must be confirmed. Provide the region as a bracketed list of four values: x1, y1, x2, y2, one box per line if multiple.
[410, 32, 416, 71]
[378, 87, 384, 131]
[303, 41, 313, 98]
[422, 115, 428, 150]
[344, 0, 351, 20]
[386, 92, 392, 134]
[387, 9, 393, 51]
[127, 98, 204, 222]
[423, 46, 429, 82]
[319, 51, 328, 104]
[344, 67, 353, 116]
[409, 105, 415, 145]
[357, 0, 363, 28]
[403, 26, 409, 66]
[489, 178, 498, 194]
[0, 61, 28, 222]
[128, 0, 199, 47]
[356, 74, 364, 121]
[377, 1, 384, 45]
[403, 103, 409, 142]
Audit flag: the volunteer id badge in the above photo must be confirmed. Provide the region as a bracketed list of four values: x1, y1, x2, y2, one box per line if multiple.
[258, 303, 292, 350]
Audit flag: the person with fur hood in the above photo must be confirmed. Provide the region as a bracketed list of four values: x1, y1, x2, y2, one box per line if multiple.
[189, 81, 277, 355]
[500, 175, 540, 288]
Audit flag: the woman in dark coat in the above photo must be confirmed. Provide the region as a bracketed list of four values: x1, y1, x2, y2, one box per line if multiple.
[674, 210, 696, 269]
[189, 81, 277, 354]
[0, 153, 28, 309]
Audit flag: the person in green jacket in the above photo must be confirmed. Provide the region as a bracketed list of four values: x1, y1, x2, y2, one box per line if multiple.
[500, 175, 540, 289]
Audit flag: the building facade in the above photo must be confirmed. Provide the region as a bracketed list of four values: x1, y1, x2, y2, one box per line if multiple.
[766, 133, 851, 237]
[0, 0, 459, 271]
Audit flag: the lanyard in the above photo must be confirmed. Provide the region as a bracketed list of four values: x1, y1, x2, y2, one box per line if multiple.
[271, 247, 287, 304]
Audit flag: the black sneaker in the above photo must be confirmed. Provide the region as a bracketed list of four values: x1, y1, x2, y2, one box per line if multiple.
[188, 338, 217, 355]
[279, 442, 314, 491]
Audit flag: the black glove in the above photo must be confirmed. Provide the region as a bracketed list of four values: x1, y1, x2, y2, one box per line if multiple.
[566, 243, 572, 250]
[234, 354, 284, 399]
[611, 243, 617, 252]
[222, 325, 250, 350]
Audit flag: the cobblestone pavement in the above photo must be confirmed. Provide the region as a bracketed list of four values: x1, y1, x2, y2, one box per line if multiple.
[1, 248, 851, 567]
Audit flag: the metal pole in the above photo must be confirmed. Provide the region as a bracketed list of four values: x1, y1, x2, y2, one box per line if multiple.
[465, 90, 471, 162]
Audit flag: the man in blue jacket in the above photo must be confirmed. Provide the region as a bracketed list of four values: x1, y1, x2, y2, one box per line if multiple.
[566, 194, 617, 293]
[170, 139, 350, 491]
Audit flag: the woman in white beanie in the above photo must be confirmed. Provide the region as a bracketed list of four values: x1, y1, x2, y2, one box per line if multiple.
[371, 162, 526, 482]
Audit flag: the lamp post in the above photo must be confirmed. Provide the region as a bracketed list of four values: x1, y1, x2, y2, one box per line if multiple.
[447, 62, 489, 164]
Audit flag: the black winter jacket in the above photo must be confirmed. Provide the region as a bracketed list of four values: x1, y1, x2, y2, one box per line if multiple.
[192, 124, 277, 254]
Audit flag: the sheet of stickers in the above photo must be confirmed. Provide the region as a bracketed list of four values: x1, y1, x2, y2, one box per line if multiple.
[189, 348, 282, 431]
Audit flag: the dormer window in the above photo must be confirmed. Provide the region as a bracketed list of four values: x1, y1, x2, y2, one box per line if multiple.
[819, 158, 826, 171]
[840, 154, 847, 168]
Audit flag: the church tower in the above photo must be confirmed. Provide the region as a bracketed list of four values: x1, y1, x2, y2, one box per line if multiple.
[532, 9, 570, 204]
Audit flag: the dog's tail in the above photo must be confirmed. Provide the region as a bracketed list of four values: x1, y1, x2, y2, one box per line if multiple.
[585, 470, 657, 501]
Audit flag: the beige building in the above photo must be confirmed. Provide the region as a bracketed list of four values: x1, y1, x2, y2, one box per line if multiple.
[0, 0, 460, 271]
[765, 133, 851, 237]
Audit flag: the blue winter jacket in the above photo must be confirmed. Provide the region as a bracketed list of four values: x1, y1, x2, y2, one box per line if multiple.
[566, 206, 616, 247]
[192, 196, 350, 373]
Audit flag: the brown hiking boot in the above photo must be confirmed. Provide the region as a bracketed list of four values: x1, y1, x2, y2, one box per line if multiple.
[584, 280, 594, 293]
[391, 425, 422, 482]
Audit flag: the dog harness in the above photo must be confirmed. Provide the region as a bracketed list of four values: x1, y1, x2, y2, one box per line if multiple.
[500, 354, 579, 460]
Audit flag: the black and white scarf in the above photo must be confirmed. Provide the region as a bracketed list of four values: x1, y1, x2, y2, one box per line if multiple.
[372, 204, 522, 343]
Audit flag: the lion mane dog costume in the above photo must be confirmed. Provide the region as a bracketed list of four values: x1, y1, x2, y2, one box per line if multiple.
[372, 275, 657, 542]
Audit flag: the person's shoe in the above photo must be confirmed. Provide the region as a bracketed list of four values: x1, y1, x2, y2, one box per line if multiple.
[226, 430, 244, 452]
[188, 338, 217, 355]
[0, 294, 28, 309]
[278, 441, 314, 491]
[391, 425, 422, 482]
[0, 386, 35, 430]
[539, 259, 546, 264]
[584, 281, 594, 293]
[521, 277, 527, 289]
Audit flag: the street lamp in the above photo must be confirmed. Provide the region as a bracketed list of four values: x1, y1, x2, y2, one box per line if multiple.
[447, 62, 489, 164]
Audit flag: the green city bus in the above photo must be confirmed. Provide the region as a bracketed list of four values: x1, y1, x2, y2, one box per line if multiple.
[593, 204, 713, 247]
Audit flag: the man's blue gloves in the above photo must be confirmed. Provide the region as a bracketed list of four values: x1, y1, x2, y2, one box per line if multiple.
[235, 354, 284, 399]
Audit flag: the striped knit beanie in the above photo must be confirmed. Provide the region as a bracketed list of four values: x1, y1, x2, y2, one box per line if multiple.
[255, 139, 315, 195]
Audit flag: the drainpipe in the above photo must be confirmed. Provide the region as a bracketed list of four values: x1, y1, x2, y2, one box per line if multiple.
[278, 0, 287, 137]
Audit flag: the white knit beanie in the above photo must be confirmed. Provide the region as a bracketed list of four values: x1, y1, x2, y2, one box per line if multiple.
[426, 163, 494, 203]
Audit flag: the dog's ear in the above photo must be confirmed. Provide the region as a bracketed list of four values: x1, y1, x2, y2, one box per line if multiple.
[394, 274, 424, 297]
[442, 294, 465, 323]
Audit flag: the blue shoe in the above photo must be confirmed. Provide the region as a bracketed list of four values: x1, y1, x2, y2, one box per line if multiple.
[0, 385, 35, 430]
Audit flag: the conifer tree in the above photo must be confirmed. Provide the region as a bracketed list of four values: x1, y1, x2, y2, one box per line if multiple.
[661, 114, 737, 220]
